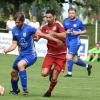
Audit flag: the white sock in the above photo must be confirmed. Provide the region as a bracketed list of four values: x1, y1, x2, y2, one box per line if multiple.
[68, 72, 72, 75]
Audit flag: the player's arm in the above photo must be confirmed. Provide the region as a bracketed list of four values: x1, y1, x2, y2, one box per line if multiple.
[73, 21, 87, 35]
[73, 29, 87, 35]
[36, 30, 63, 45]
[4, 40, 18, 54]
[49, 30, 71, 38]
[49, 22, 70, 38]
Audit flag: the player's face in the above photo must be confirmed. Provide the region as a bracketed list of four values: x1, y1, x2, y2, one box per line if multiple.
[15, 19, 24, 28]
[46, 13, 55, 25]
[68, 10, 76, 20]
[96, 44, 100, 49]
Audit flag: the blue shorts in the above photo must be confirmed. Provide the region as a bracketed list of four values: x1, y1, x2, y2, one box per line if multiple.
[67, 44, 80, 55]
[13, 52, 37, 70]
[66, 37, 81, 55]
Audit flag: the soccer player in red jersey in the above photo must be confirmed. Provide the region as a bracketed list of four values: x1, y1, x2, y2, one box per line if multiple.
[38, 9, 66, 97]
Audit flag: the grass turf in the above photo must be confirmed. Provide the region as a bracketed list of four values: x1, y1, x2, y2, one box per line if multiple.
[0, 54, 100, 100]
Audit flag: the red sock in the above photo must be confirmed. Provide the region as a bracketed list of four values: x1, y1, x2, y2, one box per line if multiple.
[49, 69, 53, 75]
[48, 80, 57, 93]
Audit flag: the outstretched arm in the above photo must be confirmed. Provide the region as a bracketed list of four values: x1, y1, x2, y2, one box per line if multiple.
[4, 40, 18, 53]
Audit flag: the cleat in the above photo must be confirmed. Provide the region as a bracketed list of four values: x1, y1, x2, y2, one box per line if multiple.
[23, 90, 28, 95]
[64, 74, 72, 77]
[87, 64, 92, 76]
[9, 89, 20, 95]
[43, 91, 51, 97]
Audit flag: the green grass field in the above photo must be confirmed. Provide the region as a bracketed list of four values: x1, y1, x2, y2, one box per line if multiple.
[0, 54, 100, 100]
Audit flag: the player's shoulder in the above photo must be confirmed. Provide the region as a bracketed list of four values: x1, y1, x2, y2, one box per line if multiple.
[12, 26, 17, 32]
[76, 18, 82, 23]
[64, 18, 69, 21]
[40, 23, 48, 29]
[24, 24, 31, 28]
[63, 18, 70, 24]
[55, 21, 64, 27]
[24, 24, 36, 30]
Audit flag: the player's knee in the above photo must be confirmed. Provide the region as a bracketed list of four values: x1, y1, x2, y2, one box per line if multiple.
[41, 72, 48, 77]
[18, 60, 26, 70]
[11, 70, 18, 79]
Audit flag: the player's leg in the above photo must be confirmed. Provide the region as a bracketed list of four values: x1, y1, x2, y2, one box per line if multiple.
[18, 53, 37, 95]
[65, 43, 80, 77]
[18, 60, 27, 94]
[10, 55, 22, 94]
[73, 56, 87, 67]
[43, 70, 59, 97]
[66, 53, 74, 77]
[43, 54, 66, 97]
[41, 54, 53, 77]
[89, 53, 95, 61]
[10, 69, 20, 94]
[91, 54, 98, 62]
[73, 56, 92, 76]
[86, 53, 94, 61]
[97, 54, 100, 62]
[73, 45, 92, 76]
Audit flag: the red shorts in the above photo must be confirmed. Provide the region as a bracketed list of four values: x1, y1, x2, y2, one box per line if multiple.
[42, 53, 66, 72]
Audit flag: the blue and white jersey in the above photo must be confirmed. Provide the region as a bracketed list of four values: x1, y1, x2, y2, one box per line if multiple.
[63, 18, 86, 46]
[12, 24, 37, 55]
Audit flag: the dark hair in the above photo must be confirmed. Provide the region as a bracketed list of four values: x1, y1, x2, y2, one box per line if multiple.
[68, 7, 76, 12]
[14, 12, 25, 22]
[46, 9, 56, 16]
[96, 42, 100, 45]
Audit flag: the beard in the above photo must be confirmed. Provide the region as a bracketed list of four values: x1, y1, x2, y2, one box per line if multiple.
[69, 16, 76, 20]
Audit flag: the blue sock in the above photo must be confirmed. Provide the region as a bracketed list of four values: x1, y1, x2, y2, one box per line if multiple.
[75, 58, 86, 67]
[19, 70, 27, 91]
[67, 59, 73, 73]
[11, 79, 19, 92]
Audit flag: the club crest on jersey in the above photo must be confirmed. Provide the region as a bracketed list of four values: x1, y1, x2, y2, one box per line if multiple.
[23, 32, 26, 37]
[73, 24, 77, 27]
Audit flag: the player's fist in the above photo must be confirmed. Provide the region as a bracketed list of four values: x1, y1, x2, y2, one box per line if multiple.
[66, 29, 71, 34]
[3, 48, 8, 54]
[73, 31, 80, 35]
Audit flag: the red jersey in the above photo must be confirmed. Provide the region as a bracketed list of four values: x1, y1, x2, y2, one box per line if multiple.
[41, 21, 66, 55]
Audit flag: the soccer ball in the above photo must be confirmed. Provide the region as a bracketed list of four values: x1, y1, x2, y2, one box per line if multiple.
[0, 85, 5, 95]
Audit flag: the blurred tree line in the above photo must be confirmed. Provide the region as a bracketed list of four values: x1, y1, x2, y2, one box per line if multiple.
[0, 0, 100, 23]
[0, 0, 64, 23]
[0, 0, 100, 47]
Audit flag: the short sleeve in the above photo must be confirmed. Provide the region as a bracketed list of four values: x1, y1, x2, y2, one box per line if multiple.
[57, 22, 65, 33]
[79, 21, 86, 31]
[63, 19, 68, 30]
[12, 28, 17, 41]
[40, 25, 47, 34]
[29, 26, 37, 35]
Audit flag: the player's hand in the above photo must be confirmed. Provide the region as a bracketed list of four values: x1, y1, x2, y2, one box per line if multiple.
[36, 29, 44, 37]
[3, 49, 8, 54]
[33, 34, 40, 41]
[66, 29, 71, 34]
[73, 31, 80, 35]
